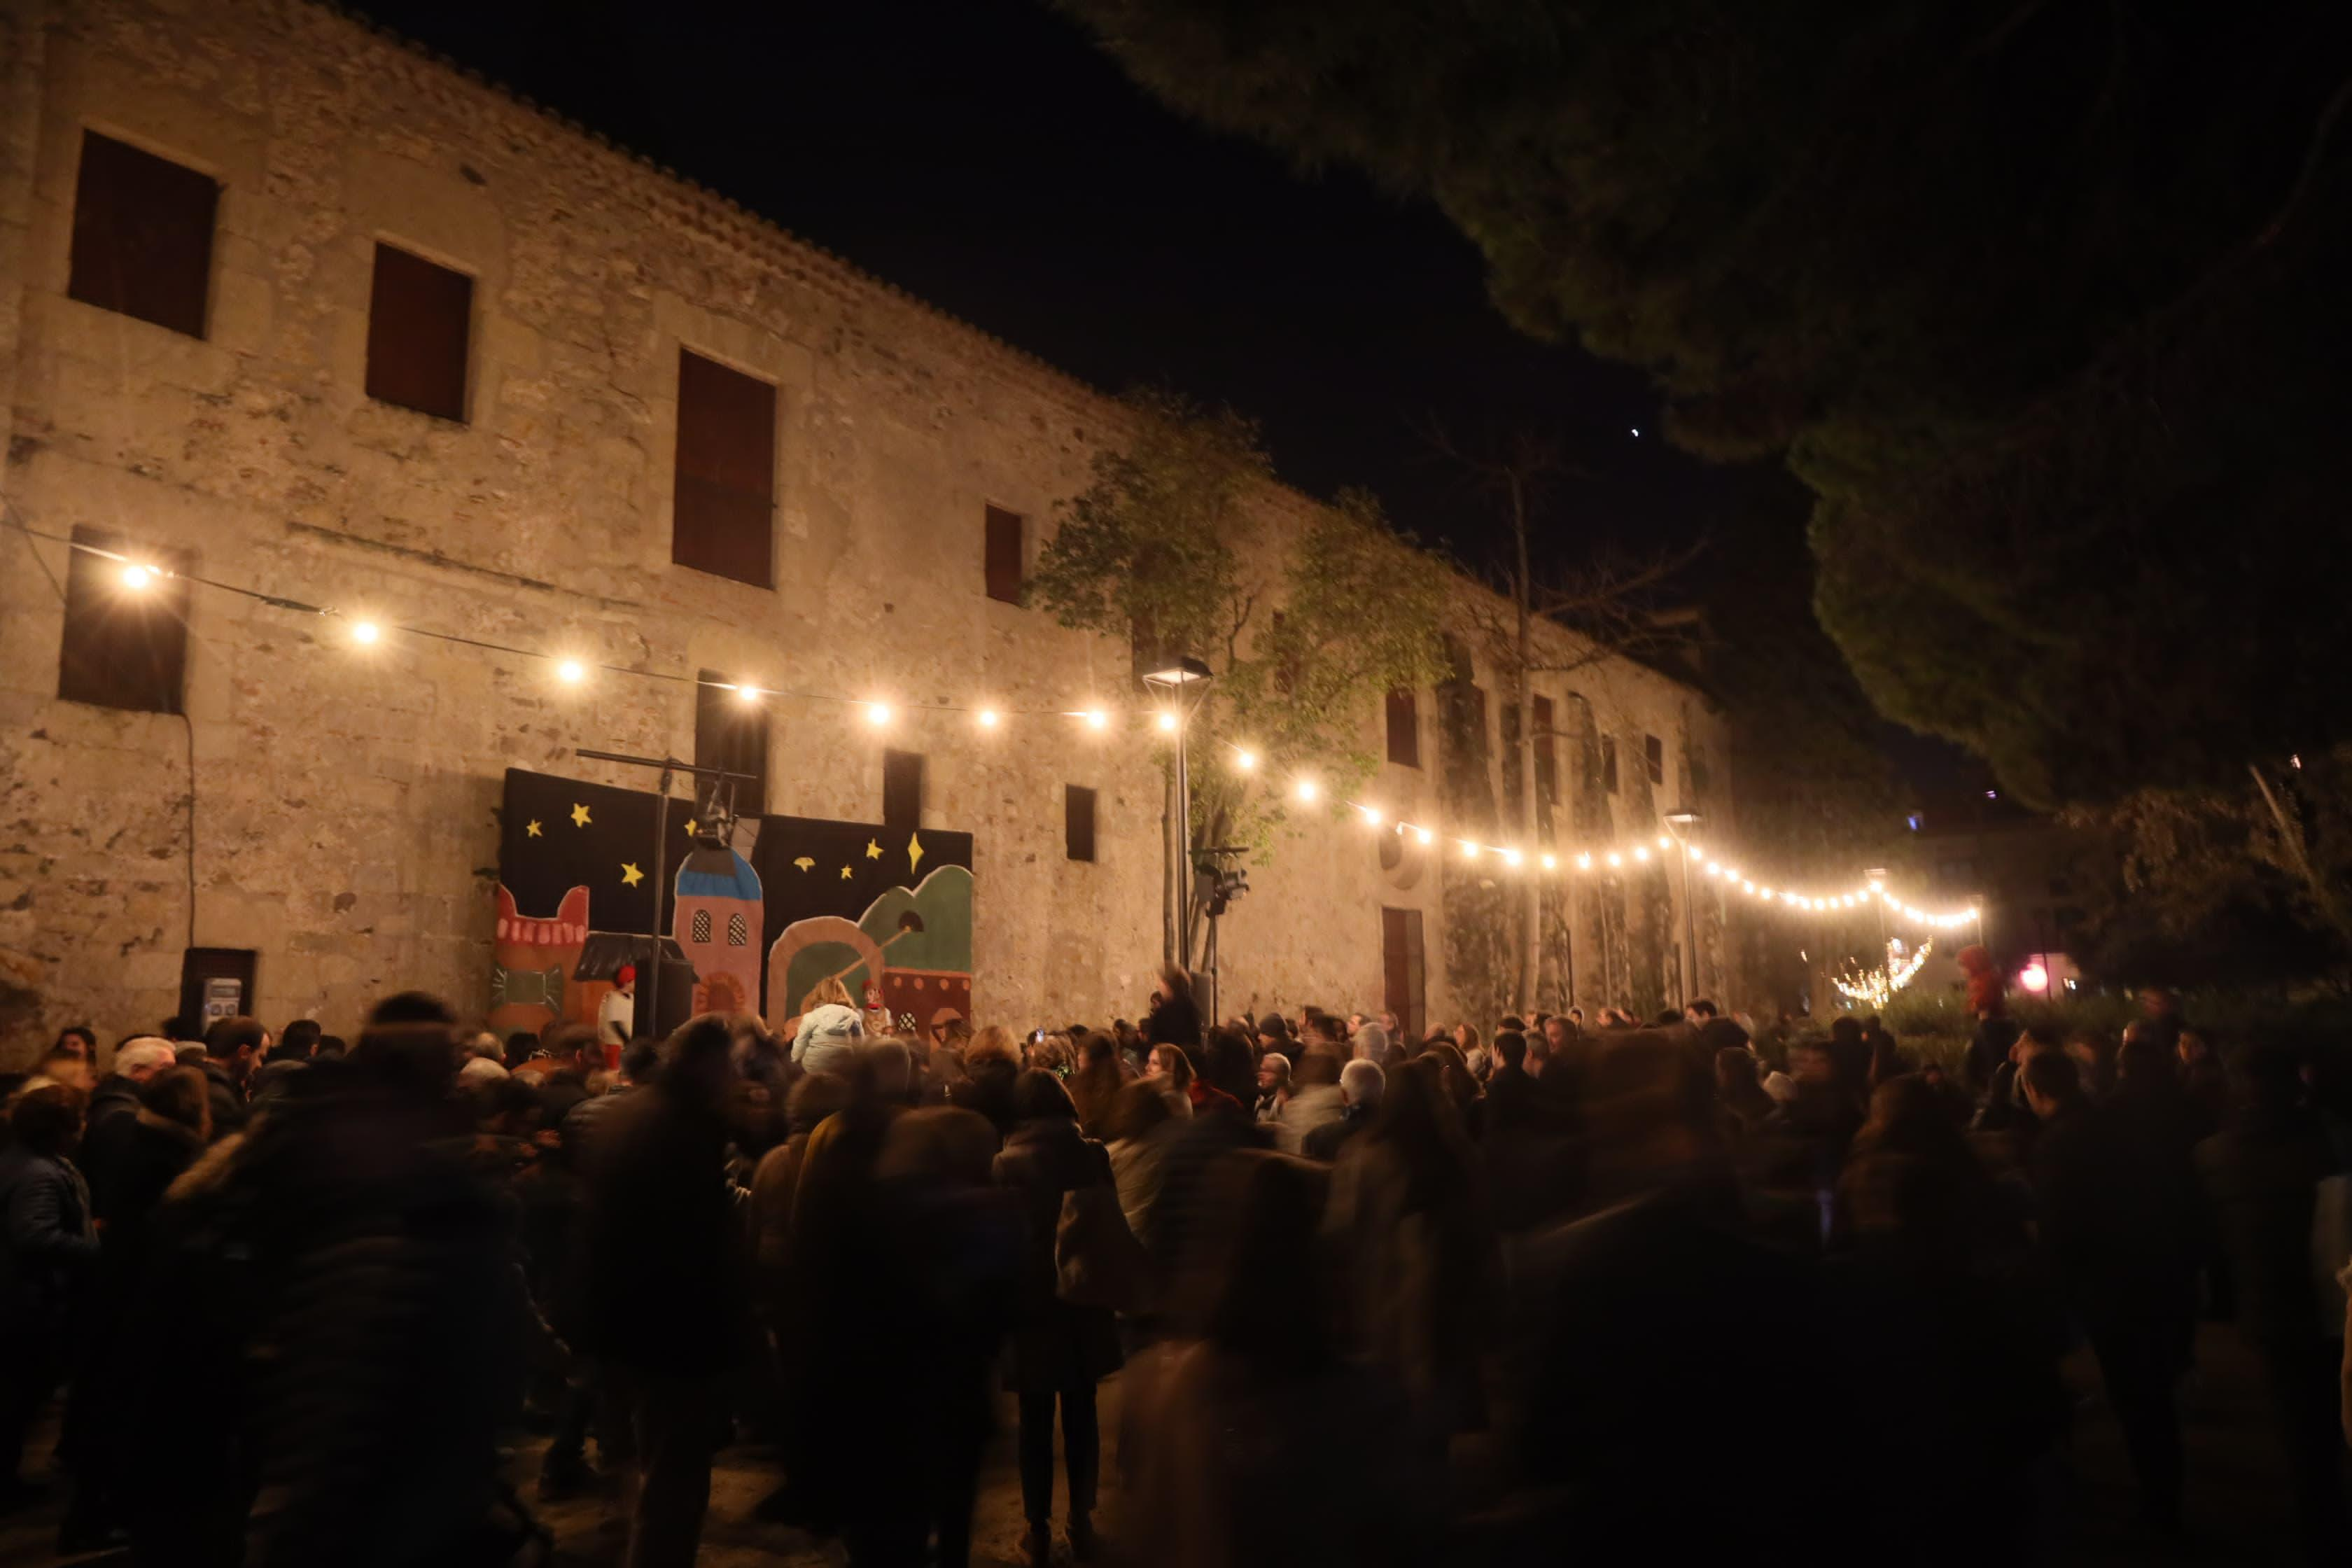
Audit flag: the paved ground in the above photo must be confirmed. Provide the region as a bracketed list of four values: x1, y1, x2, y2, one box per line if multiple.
[4, 1324, 2344, 1564]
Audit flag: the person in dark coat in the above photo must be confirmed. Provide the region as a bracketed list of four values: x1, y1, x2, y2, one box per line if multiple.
[1481, 1032, 1544, 1138]
[993, 1071, 1121, 1564]
[1143, 962, 1203, 1053]
[200, 1015, 266, 1140]
[536, 1022, 601, 1129]
[2197, 1043, 2351, 1558]
[58, 1065, 210, 1550]
[949, 1026, 1022, 1140]
[0, 1084, 96, 1504]
[2026, 1049, 2189, 1532]
[575, 1013, 744, 1568]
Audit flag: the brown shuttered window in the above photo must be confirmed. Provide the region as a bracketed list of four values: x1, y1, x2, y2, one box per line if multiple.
[365, 242, 472, 421]
[672, 349, 776, 587]
[983, 505, 1024, 604]
[67, 131, 218, 340]
[692, 669, 769, 817]
[1645, 733, 1667, 788]
[883, 750, 925, 829]
[1385, 690, 1419, 767]
[1602, 735, 1620, 794]
[1065, 785, 1097, 863]
[57, 526, 192, 714]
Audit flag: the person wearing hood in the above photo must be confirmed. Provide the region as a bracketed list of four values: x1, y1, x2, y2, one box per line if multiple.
[792, 1002, 865, 1078]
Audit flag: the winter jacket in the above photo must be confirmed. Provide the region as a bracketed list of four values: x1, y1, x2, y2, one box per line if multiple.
[993, 1117, 1122, 1382]
[0, 1144, 97, 1329]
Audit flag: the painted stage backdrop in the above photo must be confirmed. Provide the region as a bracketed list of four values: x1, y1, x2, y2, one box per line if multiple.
[491, 767, 974, 1042]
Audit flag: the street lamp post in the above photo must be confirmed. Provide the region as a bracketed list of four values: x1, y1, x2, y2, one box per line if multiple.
[1663, 809, 1702, 1009]
[1142, 657, 1214, 972]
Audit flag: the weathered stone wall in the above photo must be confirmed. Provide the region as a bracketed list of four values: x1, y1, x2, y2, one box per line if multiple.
[0, 0, 1735, 1060]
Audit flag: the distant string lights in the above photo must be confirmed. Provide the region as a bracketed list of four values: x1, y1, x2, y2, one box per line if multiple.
[15, 517, 1982, 930]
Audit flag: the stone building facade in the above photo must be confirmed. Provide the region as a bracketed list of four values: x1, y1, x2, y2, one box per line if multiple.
[0, 0, 1734, 1062]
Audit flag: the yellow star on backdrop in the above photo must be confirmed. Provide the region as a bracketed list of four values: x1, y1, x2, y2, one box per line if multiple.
[907, 832, 925, 874]
[525, 820, 542, 837]
[570, 803, 592, 828]
[793, 856, 815, 873]
[620, 862, 645, 887]
[684, 818, 697, 837]
[864, 838, 882, 860]
[840, 865, 854, 880]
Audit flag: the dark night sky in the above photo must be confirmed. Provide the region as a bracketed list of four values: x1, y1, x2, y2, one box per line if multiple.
[349, 0, 1742, 581]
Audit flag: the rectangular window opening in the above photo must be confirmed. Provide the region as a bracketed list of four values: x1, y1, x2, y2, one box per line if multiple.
[1065, 785, 1098, 863]
[365, 241, 473, 421]
[672, 349, 777, 588]
[1385, 690, 1420, 768]
[883, 749, 925, 829]
[984, 505, 1024, 604]
[68, 130, 218, 340]
[1602, 735, 1620, 794]
[1644, 733, 1666, 788]
[57, 525, 192, 714]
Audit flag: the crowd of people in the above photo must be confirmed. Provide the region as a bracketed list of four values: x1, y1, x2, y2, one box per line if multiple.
[1, 970, 2348, 1565]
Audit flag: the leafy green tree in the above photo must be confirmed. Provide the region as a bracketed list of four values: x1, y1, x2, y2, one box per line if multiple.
[1028, 388, 1450, 961]
[1051, 0, 2352, 811]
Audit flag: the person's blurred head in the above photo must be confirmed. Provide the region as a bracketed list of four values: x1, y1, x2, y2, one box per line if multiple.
[1294, 1047, 1342, 1087]
[864, 1038, 913, 1100]
[1013, 1068, 1079, 1124]
[357, 991, 461, 1094]
[1454, 1021, 1481, 1055]
[1339, 1057, 1384, 1110]
[613, 962, 637, 997]
[314, 1034, 348, 1060]
[503, 1030, 538, 1066]
[619, 1037, 661, 1085]
[2015, 1024, 2064, 1067]
[2022, 1049, 2084, 1119]
[2141, 986, 2178, 1020]
[1715, 1045, 1762, 1098]
[1828, 1016, 1863, 1050]
[1256, 1052, 1291, 1095]
[785, 1068, 852, 1135]
[2115, 1034, 2174, 1096]
[204, 1015, 268, 1074]
[659, 1014, 737, 1107]
[1791, 1039, 1836, 1086]
[878, 1105, 1000, 1186]
[1027, 1031, 1073, 1077]
[1078, 1031, 1119, 1071]
[1104, 1078, 1174, 1143]
[1147, 1042, 1194, 1091]
[2177, 1029, 2212, 1066]
[1542, 1015, 1571, 1053]
[1255, 1014, 1292, 1052]
[1494, 1031, 1527, 1071]
[141, 1065, 211, 1140]
[1203, 1027, 1256, 1107]
[1686, 998, 1718, 1022]
[1350, 1021, 1390, 1061]
[475, 1075, 542, 1135]
[279, 1018, 323, 1061]
[967, 1025, 1020, 1074]
[161, 1016, 200, 1044]
[35, 1046, 94, 1093]
[113, 1037, 178, 1084]
[11, 1082, 86, 1158]
[1157, 961, 1191, 1003]
[53, 1025, 97, 1061]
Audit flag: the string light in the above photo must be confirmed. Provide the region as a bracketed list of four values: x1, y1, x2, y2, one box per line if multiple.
[8, 519, 1992, 925]
[1834, 939, 1934, 1009]
[1461, 840, 1481, 860]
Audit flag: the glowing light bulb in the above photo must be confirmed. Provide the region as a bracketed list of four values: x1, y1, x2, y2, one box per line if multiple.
[1656, 835, 1672, 850]
[351, 620, 380, 645]
[1740, 881, 1756, 893]
[555, 659, 586, 685]
[976, 708, 1000, 729]
[1233, 748, 1256, 772]
[1358, 804, 1382, 826]
[120, 564, 154, 590]
[734, 682, 762, 704]
[1758, 887, 1774, 899]
[865, 702, 892, 727]
[1414, 827, 1435, 847]
[1502, 848, 1523, 868]
[1632, 846, 1650, 862]
[1461, 840, 1480, 860]
[1539, 853, 1557, 871]
[1294, 778, 1318, 803]
[1083, 709, 1110, 732]
[1575, 853, 1593, 870]
[1155, 710, 1179, 734]
[1605, 852, 1623, 868]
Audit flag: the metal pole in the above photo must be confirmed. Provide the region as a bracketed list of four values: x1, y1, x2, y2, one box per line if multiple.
[1679, 845, 1696, 1009]
[646, 760, 673, 1042]
[1175, 714, 1192, 969]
